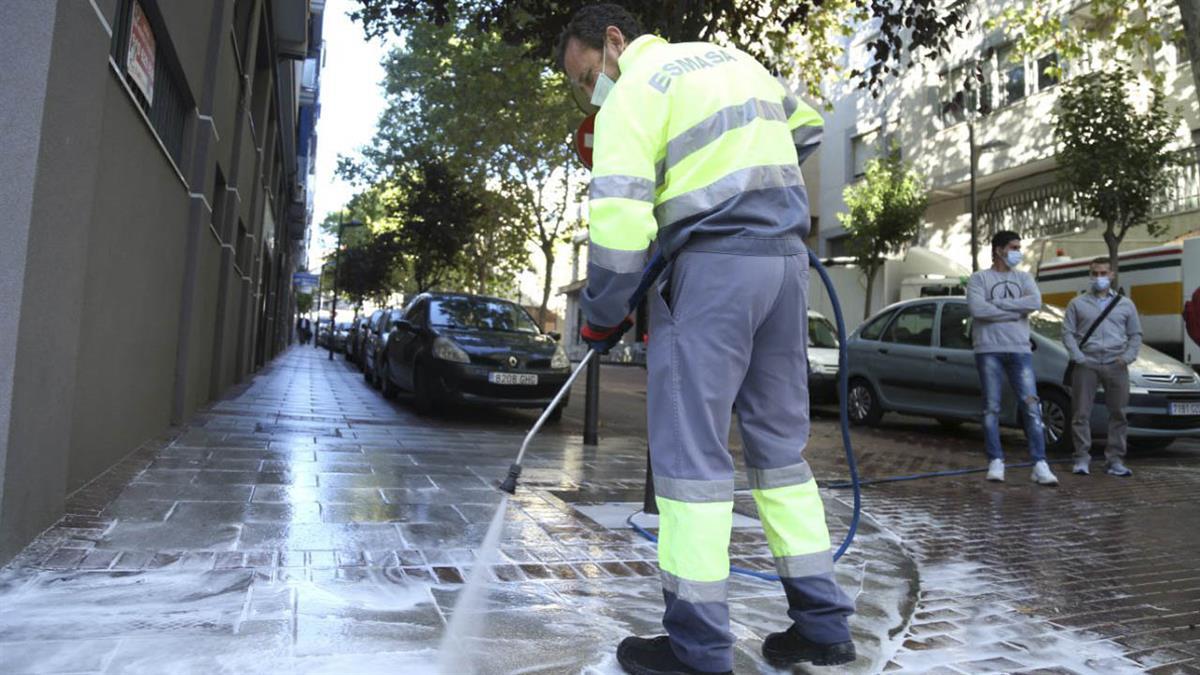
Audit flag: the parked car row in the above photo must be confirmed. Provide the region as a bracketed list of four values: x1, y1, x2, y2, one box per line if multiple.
[343, 293, 574, 420]
[841, 297, 1200, 452]
[317, 320, 352, 352]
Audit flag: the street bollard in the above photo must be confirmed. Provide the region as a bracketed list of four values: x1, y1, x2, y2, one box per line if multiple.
[583, 353, 600, 446]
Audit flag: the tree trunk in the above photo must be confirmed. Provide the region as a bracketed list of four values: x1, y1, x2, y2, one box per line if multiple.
[1104, 225, 1121, 288]
[863, 263, 878, 320]
[1179, 0, 1200, 130]
[540, 245, 555, 316]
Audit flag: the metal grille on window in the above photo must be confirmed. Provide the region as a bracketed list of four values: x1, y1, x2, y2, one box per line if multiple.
[109, 0, 192, 167]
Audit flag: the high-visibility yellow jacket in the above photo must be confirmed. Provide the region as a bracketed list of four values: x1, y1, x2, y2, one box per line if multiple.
[583, 35, 823, 328]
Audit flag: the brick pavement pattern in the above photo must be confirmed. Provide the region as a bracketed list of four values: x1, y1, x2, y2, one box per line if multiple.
[2, 346, 1198, 674]
[0, 347, 908, 673]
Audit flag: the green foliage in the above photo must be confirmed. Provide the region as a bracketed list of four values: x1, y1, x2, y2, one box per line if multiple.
[295, 292, 313, 315]
[839, 149, 929, 318]
[1055, 66, 1180, 274]
[333, 228, 405, 305]
[396, 158, 486, 292]
[343, 14, 581, 309]
[988, 0, 1190, 85]
[349, 0, 974, 100]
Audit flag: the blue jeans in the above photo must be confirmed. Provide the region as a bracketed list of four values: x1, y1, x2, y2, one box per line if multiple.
[974, 352, 1046, 462]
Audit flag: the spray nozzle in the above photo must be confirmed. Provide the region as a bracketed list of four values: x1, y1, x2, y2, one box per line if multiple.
[497, 463, 522, 495]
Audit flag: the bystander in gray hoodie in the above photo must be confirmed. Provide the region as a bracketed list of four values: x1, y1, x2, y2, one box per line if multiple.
[967, 269, 1042, 353]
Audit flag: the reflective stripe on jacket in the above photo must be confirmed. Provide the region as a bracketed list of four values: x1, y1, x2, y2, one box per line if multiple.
[583, 35, 823, 328]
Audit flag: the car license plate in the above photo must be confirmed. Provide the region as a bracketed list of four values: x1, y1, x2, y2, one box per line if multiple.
[1169, 401, 1200, 416]
[489, 372, 538, 386]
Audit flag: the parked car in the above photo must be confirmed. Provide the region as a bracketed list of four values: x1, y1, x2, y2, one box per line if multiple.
[362, 308, 400, 389]
[845, 297, 1200, 452]
[379, 293, 572, 417]
[346, 315, 368, 367]
[330, 321, 352, 353]
[315, 319, 333, 348]
[808, 311, 840, 403]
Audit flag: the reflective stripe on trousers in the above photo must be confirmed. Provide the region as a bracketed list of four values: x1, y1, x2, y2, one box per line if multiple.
[646, 251, 854, 673]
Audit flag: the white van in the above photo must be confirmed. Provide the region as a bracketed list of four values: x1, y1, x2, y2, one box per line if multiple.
[1036, 238, 1197, 364]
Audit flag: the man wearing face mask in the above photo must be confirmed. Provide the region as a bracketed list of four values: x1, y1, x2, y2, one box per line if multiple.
[554, 4, 854, 675]
[967, 230, 1059, 486]
[1062, 257, 1142, 477]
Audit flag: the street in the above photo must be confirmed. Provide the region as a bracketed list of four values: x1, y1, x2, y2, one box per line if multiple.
[1, 346, 1199, 674]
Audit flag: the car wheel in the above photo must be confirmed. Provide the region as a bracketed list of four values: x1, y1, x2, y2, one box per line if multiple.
[546, 402, 565, 423]
[847, 378, 883, 427]
[412, 363, 437, 416]
[1129, 438, 1173, 452]
[1038, 388, 1071, 454]
[381, 361, 398, 400]
[936, 418, 964, 430]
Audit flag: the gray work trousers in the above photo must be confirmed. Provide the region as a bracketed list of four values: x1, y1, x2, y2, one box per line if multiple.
[1070, 361, 1130, 463]
[646, 250, 854, 673]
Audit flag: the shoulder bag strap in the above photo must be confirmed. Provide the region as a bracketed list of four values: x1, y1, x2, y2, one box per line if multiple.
[1078, 290, 1124, 349]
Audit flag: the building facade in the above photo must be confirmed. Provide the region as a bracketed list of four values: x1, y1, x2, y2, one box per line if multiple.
[814, 0, 1200, 271]
[0, 0, 324, 564]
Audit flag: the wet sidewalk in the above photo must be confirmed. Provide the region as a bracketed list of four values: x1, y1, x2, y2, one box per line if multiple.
[0, 347, 912, 674]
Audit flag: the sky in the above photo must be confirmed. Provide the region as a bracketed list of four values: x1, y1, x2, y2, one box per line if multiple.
[307, 0, 391, 271]
[306, 0, 581, 314]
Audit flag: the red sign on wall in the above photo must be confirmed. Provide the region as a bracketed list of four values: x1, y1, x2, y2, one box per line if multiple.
[574, 114, 596, 170]
[126, 1, 156, 102]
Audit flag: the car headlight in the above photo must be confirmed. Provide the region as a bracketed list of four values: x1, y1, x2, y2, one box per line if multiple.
[432, 337, 470, 364]
[551, 343, 570, 369]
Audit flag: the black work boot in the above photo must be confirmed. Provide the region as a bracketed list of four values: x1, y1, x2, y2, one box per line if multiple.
[761, 626, 856, 667]
[616, 636, 732, 675]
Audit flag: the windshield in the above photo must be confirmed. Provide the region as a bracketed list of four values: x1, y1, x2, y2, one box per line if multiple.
[809, 315, 839, 348]
[1029, 305, 1065, 341]
[431, 297, 540, 334]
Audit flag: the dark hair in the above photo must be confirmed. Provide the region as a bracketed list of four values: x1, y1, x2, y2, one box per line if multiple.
[554, 3, 644, 70]
[1090, 256, 1113, 267]
[990, 230, 1020, 254]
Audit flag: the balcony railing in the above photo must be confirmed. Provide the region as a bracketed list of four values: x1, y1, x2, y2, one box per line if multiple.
[980, 146, 1200, 239]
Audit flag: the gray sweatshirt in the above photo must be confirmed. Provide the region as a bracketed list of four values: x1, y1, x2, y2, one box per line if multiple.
[1062, 291, 1142, 367]
[967, 268, 1042, 354]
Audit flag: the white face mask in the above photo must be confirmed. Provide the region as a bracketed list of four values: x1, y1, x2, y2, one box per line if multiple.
[590, 42, 616, 108]
[1092, 275, 1111, 292]
[1005, 250, 1023, 267]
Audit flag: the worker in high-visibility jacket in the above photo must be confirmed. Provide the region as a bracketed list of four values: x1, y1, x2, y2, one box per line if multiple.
[556, 4, 855, 674]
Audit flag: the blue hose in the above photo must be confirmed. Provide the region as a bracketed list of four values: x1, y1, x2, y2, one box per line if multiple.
[626, 250, 862, 583]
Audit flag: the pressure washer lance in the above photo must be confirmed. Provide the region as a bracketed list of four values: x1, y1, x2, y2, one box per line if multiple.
[497, 349, 597, 494]
[498, 253, 668, 495]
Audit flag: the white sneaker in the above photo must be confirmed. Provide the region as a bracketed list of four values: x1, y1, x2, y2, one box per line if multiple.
[986, 459, 1005, 482]
[1073, 459, 1090, 475]
[1031, 460, 1059, 486]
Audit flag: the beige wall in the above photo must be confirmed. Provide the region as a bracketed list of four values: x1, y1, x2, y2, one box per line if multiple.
[818, 0, 1200, 271]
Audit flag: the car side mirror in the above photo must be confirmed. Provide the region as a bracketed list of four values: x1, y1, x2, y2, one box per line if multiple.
[394, 319, 413, 332]
[548, 331, 562, 341]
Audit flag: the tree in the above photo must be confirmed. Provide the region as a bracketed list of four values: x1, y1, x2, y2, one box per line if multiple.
[840, 149, 929, 319]
[991, 0, 1199, 100]
[394, 158, 484, 292]
[349, 0, 974, 99]
[344, 18, 580, 312]
[1055, 67, 1180, 280]
[296, 292, 313, 315]
[333, 229, 406, 306]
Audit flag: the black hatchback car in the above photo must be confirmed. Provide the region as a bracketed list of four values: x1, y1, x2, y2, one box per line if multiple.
[379, 293, 573, 418]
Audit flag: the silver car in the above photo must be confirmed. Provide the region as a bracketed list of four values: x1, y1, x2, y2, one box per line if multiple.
[845, 297, 1200, 452]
